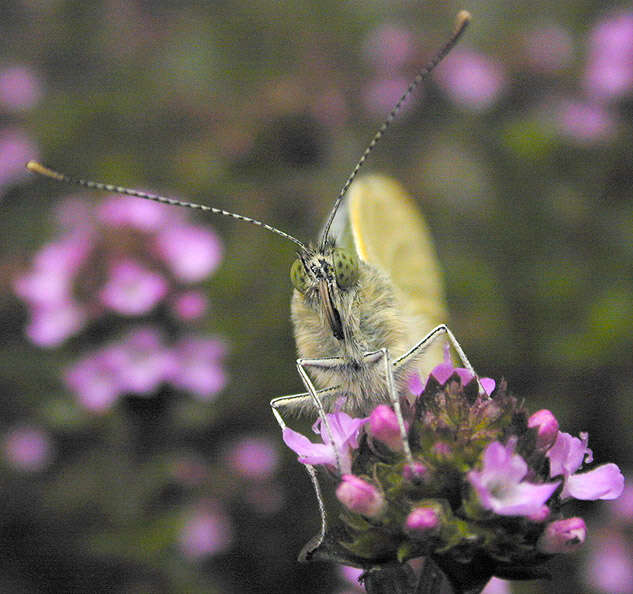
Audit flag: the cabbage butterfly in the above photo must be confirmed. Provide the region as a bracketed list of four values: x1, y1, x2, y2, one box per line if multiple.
[27, 10, 474, 550]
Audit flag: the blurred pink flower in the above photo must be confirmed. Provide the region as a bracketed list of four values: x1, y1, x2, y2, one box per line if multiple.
[0, 128, 39, 191]
[584, 532, 633, 593]
[436, 49, 506, 111]
[362, 75, 417, 117]
[556, 99, 617, 144]
[170, 291, 208, 321]
[584, 10, 633, 100]
[523, 24, 574, 74]
[338, 565, 363, 591]
[481, 577, 512, 594]
[179, 504, 233, 559]
[3, 426, 53, 472]
[97, 195, 174, 232]
[363, 24, 415, 71]
[25, 302, 87, 348]
[64, 350, 125, 412]
[226, 436, 279, 479]
[0, 65, 42, 111]
[168, 336, 227, 400]
[610, 480, 633, 523]
[154, 224, 222, 282]
[99, 258, 168, 316]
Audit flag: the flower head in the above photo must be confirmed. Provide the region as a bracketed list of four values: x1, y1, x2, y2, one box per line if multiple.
[336, 474, 385, 518]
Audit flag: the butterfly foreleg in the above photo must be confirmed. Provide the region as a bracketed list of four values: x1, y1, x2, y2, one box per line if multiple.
[363, 348, 414, 467]
[394, 324, 487, 395]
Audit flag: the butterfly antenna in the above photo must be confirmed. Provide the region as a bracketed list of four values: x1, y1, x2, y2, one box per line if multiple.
[319, 10, 471, 249]
[26, 160, 308, 251]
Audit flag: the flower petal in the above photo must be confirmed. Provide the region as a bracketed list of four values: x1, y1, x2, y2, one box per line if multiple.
[562, 463, 625, 500]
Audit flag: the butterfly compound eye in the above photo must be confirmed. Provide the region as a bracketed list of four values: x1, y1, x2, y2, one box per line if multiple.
[332, 248, 359, 290]
[290, 258, 310, 293]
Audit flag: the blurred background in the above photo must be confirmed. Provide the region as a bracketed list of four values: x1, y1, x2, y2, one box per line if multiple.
[1, 1, 632, 592]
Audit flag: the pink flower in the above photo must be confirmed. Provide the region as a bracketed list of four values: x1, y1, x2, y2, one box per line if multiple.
[584, 532, 633, 593]
[100, 259, 168, 315]
[363, 24, 415, 71]
[25, 302, 87, 348]
[436, 49, 506, 111]
[528, 409, 559, 450]
[170, 291, 208, 321]
[282, 411, 368, 474]
[405, 507, 440, 535]
[546, 431, 624, 500]
[0, 128, 39, 191]
[97, 195, 174, 232]
[425, 345, 495, 395]
[154, 224, 222, 282]
[226, 436, 279, 480]
[537, 517, 587, 554]
[336, 474, 385, 517]
[556, 99, 617, 144]
[0, 65, 42, 111]
[362, 76, 417, 117]
[369, 404, 404, 451]
[167, 336, 227, 400]
[468, 441, 559, 517]
[583, 11, 633, 100]
[102, 327, 173, 395]
[3, 426, 53, 472]
[64, 351, 124, 412]
[179, 504, 233, 559]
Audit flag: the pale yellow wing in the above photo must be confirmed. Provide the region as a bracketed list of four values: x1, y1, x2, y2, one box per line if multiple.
[347, 175, 447, 368]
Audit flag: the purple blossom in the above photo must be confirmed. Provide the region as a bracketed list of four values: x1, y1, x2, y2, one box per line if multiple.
[403, 461, 428, 482]
[481, 578, 512, 594]
[369, 404, 405, 451]
[583, 11, 633, 101]
[170, 291, 208, 321]
[0, 127, 39, 192]
[537, 517, 587, 554]
[226, 436, 279, 480]
[405, 507, 440, 535]
[546, 431, 624, 500]
[522, 24, 574, 74]
[362, 76, 417, 117]
[154, 224, 223, 282]
[363, 24, 415, 71]
[97, 195, 174, 232]
[556, 99, 617, 144]
[584, 532, 633, 593]
[167, 336, 227, 400]
[468, 441, 559, 517]
[179, 503, 233, 559]
[435, 49, 506, 111]
[424, 345, 495, 395]
[0, 65, 42, 111]
[336, 474, 385, 517]
[3, 426, 53, 472]
[528, 409, 559, 450]
[282, 411, 368, 474]
[99, 259, 168, 316]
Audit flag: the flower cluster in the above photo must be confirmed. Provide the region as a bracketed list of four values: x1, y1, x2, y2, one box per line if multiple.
[283, 349, 624, 590]
[14, 195, 221, 348]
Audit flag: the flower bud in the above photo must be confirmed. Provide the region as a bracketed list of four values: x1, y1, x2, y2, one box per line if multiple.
[537, 517, 587, 554]
[336, 474, 385, 518]
[369, 404, 404, 451]
[405, 507, 440, 535]
[403, 461, 427, 483]
[528, 409, 559, 450]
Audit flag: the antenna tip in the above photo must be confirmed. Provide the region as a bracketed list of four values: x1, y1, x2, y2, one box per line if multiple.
[455, 10, 472, 31]
[26, 160, 64, 181]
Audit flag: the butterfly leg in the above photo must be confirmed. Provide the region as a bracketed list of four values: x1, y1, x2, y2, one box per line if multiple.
[269, 390, 333, 555]
[296, 358, 345, 474]
[395, 324, 486, 394]
[364, 348, 415, 467]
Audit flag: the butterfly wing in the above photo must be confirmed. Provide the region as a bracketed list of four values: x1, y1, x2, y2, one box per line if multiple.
[347, 175, 447, 371]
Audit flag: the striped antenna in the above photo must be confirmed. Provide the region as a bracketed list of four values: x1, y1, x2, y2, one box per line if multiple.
[319, 10, 471, 250]
[25, 161, 308, 251]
